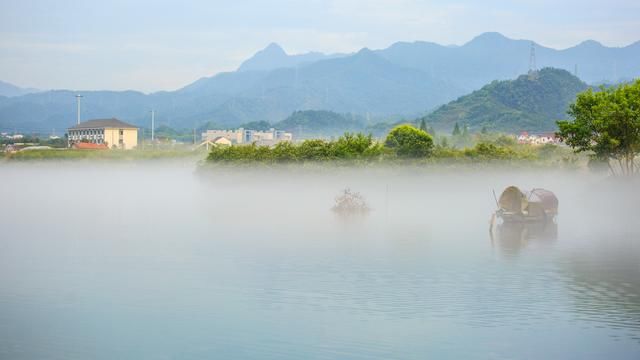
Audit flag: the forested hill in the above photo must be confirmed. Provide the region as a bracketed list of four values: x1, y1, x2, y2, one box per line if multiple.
[421, 68, 589, 133]
[274, 110, 365, 137]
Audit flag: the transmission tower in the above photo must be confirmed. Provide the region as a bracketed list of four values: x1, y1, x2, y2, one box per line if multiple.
[528, 42, 538, 80]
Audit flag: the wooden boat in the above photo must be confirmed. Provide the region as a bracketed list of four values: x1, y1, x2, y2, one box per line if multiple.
[495, 186, 558, 223]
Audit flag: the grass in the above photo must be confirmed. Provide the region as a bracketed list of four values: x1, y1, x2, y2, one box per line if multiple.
[2, 148, 207, 162]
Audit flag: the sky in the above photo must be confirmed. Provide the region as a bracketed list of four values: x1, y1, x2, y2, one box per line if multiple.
[1, 0, 639, 92]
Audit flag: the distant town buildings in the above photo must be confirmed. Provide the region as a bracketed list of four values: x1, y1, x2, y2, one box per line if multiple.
[1, 133, 24, 140]
[67, 118, 138, 149]
[201, 128, 293, 146]
[517, 131, 561, 145]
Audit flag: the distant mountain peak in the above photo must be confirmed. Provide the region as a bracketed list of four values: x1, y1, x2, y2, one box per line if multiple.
[576, 39, 604, 48]
[238, 43, 290, 72]
[263, 42, 287, 55]
[356, 47, 374, 55]
[467, 32, 510, 45]
[237, 42, 342, 72]
[0, 80, 40, 97]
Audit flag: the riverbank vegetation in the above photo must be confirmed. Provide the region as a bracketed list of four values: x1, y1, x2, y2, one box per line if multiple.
[2, 147, 206, 161]
[557, 79, 640, 177]
[205, 125, 580, 167]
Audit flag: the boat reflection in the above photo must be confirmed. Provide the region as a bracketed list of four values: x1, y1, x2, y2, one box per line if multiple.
[491, 221, 558, 256]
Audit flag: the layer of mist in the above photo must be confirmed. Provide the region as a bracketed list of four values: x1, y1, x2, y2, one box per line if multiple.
[0, 162, 638, 359]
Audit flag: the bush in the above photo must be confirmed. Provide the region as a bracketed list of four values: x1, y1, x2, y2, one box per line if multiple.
[206, 133, 385, 164]
[332, 133, 384, 159]
[384, 125, 434, 158]
[463, 142, 534, 160]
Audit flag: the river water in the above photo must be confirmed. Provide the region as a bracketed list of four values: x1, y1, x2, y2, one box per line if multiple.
[0, 163, 638, 359]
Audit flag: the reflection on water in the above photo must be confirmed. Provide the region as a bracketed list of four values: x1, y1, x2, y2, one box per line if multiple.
[0, 164, 638, 359]
[492, 221, 558, 256]
[560, 232, 640, 341]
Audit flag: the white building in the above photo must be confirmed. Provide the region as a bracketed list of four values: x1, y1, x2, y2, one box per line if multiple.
[201, 128, 292, 146]
[517, 132, 560, 145]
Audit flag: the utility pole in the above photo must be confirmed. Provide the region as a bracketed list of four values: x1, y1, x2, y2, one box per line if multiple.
[150, 110, 155, 142]
[75, 94, 83, 124]
[528, 42, 538, 80]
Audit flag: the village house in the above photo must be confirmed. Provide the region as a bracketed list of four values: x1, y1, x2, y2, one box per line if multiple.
[517, 131, 560, 145]
[67, 118, 138, 149]
[201, 127, 293, 146]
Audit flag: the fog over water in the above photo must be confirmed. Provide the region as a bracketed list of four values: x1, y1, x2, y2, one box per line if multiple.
[0, 163, 639, 359]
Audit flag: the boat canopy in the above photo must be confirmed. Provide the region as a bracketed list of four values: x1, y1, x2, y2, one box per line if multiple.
[498, 186, 528, 213]
[528, 188, 559, 214]
[498, 186, 558, 215]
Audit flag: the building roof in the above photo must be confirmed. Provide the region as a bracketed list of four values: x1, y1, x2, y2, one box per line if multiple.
[212, 136, 232, 143]
[68, 118, 137, 130]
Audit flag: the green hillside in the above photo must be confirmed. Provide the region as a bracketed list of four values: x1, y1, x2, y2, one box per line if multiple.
[275, 110, 365, 137]
[421, 68, 588, 133]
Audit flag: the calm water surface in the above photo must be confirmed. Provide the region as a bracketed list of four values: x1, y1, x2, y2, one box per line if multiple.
[0, 164, 639, 359]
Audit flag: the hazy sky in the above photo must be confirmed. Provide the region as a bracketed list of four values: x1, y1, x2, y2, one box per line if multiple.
[1, 0, 638, 92]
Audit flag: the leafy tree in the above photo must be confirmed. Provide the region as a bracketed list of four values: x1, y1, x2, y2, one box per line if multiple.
[428, 126, 436, 137]
[452, 123, 461, 136]
[439, 136, 449, 148]
[462, 124, 469, 137]
[385, 125, 434, 158]
[296, 139, 333, 161]
[272, 141, 298, 162]
[419, 118, 427, 132]
[557, 80, 640, 176]
[332, 133, 383, 159]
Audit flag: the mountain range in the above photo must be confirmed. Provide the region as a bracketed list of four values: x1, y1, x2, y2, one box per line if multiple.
[0, 81, 40, 98]
[1, 32, 638, 133]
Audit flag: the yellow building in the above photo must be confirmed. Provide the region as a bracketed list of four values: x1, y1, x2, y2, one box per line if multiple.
[68, 118, 138, 150]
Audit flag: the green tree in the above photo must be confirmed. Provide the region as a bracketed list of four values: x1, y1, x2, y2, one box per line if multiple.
[439, 136, 449, 148]
[557, 80, 640, 176]
[385, 125, 434, 158]
[419, 118, 427, 132]
[452, 123, 461, 136]
[297, 139, 333, 161]
[332, 133, 383, 159]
